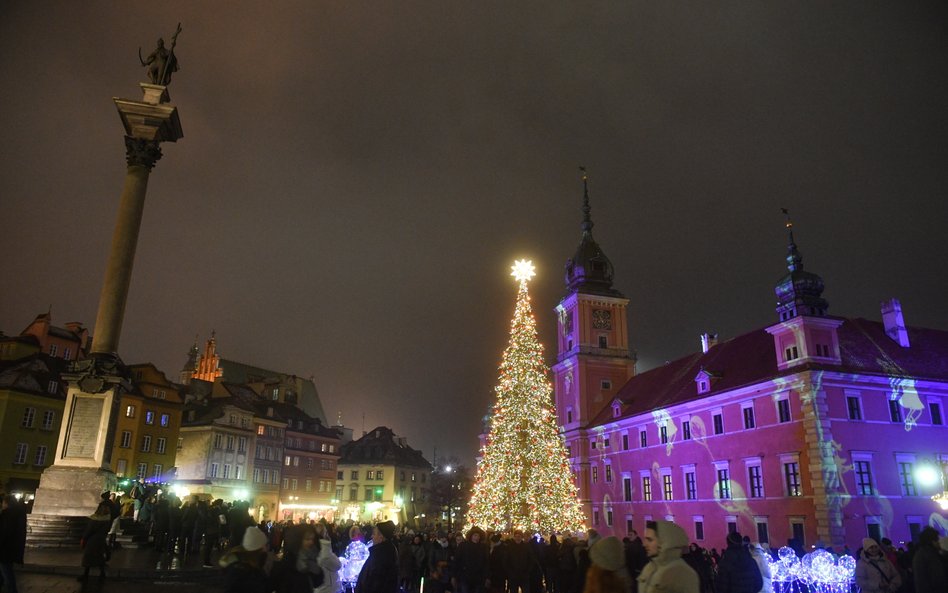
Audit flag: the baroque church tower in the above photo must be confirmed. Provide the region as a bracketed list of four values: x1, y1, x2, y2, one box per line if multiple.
[552, 172, 636, 517]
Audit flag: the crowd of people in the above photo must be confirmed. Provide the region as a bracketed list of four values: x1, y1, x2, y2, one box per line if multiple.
[2, 489, 948, 593]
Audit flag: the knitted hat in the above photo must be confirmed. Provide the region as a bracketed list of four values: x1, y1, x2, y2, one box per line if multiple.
[727, 531, 743, 546]
[862, 538, 879, 551]
[243, 527, 268, 551]
[589, 536, 625, 572]
[376, 520, 396, 540]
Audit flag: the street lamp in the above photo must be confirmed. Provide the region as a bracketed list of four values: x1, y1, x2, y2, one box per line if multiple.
[914, 458, 948, 511]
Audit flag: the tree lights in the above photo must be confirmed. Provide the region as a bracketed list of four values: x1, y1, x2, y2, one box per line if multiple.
[465, 261, 585, 534]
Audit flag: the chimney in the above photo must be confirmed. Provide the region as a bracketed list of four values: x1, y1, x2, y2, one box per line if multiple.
[881, 298, 910, 348]
[700, 332, 719, 353]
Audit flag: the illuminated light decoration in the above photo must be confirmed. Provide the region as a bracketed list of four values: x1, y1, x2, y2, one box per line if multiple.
[339, 539, 369, 585]
[510, 259, 536, 282]
[769, 547, 855, 593]
[465, 262, 585, 534]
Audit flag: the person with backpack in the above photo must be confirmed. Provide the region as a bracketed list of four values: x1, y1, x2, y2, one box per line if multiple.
[713, 532, 762, 593]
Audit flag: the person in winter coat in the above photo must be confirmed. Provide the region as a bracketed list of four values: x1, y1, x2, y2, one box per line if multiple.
[219, 523, 271, 593]
[855, 538, 901, 593]
[356, 520, 399, 593]
[912, 527, 946, 593]
[0, 495, 27, 593]
[583, 536, 632, 593]
[745, 541, 773, 593]
[314, 523, 342, 593]
[713, 532, 762, 593]
[637, 520, 699, 593]
[79, 502, 113, 581]
[428, 532, 453, 593]
[454, 527, 490, 593]
[488, 534, 508, 593]
[273, 524, 323, 593]
[504, 530, 538, 593]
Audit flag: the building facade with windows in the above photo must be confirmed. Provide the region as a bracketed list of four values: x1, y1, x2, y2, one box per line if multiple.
[0, 353, 68, 497]
[277, 406, 341, 522]
[110, 363, 184, 482]
[176, 381, 259, 507]
[335, 426, 433, 527]
[555, 194, 948, 550]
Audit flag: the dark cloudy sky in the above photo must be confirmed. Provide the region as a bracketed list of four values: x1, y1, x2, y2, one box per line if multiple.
[2, 2, 947, 465]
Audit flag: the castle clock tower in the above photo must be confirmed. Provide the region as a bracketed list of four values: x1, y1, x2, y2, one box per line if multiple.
[552, 171, 636, 519]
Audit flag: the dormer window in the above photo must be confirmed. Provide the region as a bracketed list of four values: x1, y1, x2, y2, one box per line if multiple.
[612, 401, 622, 418]
[784, 346, 799, 361]
[695, 368, 717, 394]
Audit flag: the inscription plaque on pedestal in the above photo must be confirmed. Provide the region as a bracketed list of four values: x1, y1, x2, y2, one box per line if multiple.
[64, 397, 104, 459]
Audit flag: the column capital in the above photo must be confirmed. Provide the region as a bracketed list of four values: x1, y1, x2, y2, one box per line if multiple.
[124, 136, 163, 170]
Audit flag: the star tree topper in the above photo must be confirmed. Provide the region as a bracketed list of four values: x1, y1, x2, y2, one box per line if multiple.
[511, 259, 536, 283]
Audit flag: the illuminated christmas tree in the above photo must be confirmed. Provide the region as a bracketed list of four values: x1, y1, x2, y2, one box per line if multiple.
[465, 260, 586, 534]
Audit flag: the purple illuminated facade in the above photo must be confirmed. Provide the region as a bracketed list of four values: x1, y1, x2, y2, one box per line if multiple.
[554, 191, 947, 549]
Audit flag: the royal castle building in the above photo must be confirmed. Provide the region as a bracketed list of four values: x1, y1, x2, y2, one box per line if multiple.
[555, 183, 947, 550]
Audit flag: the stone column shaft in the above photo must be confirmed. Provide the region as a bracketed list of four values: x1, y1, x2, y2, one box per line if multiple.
[90, 163, 151, 354]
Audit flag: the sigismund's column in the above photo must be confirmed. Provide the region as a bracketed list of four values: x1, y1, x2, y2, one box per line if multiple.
[30, 63, 183, 525]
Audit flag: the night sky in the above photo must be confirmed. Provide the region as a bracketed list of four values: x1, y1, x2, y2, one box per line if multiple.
[2, 2, 947, 465]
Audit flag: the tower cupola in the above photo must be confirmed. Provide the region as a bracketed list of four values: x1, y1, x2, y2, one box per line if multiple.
[774, 210, 828, 321]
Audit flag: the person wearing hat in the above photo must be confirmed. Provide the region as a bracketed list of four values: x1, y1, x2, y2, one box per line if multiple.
[713, 532, 761, 593]
[220, 525, 271, 593]
[78, 502, 112, 582]
[637, 520, 698, 593]
[583, 536, 632, 593]
[356, 520, 399, 593]
[855, 537, 900, 593]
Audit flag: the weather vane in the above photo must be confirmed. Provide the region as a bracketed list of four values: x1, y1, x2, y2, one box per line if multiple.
[511, 259, 536, 283]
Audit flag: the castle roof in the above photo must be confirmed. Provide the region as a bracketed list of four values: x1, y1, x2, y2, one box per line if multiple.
[592, 317, 948, 426]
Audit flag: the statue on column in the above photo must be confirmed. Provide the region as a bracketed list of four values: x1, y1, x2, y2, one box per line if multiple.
[139, 23, 182, 86]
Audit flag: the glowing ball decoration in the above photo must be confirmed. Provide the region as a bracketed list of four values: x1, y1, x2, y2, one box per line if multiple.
[339, 539, 370, 585]
[769, 546, 855, 593]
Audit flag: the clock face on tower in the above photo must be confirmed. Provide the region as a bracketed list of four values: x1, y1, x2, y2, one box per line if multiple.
[592, 309, 612, 330]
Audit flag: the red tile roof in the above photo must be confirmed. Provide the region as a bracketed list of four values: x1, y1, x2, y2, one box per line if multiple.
[593, 317, 948, 426]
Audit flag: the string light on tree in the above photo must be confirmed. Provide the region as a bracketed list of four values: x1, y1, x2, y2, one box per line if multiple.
[465, 260, 585, 534]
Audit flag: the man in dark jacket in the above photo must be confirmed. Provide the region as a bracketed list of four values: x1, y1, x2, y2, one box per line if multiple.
[504, 531, 536, 593]
[454, 527, 489, 593]
[713, 532, 762, 593]
[0, 495, 28, 593]
[356, 520, 399, 593]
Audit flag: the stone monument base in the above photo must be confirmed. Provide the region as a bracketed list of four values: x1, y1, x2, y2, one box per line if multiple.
[30, 465, 117, 517]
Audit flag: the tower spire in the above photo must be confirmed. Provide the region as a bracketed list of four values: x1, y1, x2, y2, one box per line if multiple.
[781, 208, 802, 272]
[580, 166, 593, 234]
[774, 210, 828, 320]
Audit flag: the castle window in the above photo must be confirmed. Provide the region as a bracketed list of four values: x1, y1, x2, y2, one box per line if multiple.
[777, 398, 791, 423]
[784, 346, 799, 361]
[742, 404, 756, 429]
[598, 336, 608, 348]
[660, 425, 668, 444]
[889, 400, 902, 423]
[930, 401, 943, 425]
[846, 395, 863, 420]
[567, 408, 573, 423]
[713, 413, 724, 435]
[602, 380, 612, 390]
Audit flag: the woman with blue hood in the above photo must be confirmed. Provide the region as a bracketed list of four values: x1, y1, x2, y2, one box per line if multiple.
[637, 520, 698, 593]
